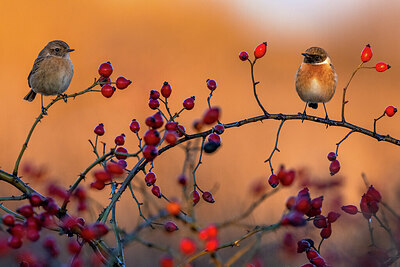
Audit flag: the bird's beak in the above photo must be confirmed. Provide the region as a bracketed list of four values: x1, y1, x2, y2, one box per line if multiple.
[67, 49, 75, 52]
[301, 53, 308, 57]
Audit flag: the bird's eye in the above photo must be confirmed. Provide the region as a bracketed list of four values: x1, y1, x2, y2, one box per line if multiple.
[55, 48, 60, 52]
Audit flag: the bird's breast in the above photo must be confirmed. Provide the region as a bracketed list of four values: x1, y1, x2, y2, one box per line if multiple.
[295, 63, 337, 103]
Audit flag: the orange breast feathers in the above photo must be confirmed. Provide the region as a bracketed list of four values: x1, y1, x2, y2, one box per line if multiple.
[295, 63, 337, 103]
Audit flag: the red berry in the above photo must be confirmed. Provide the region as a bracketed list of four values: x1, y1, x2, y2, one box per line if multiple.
[17, 205, 34, 218]
[164, 221, 178, 232]
[29, 194, 42, 207]
[148, 98, 160, 110]
[68, 240, 81, 254]
[254, 42, 267, 59]
[94, 170, 111, 182]
[310, 256, 327, 267]
[202, 191, 215, 203]
[143, 145, 158, 161]
[106, 162, 124, 175]
[2, 214, 15, 226]
[10, 223, 25, 238]
[385, 105, 397, 117]
[101, 84, 115, 98]
[306, 249, 320, 260]
[90, 180, 105, 190]
[310, 197, 323, 210]
[361, 44, 373, 63]
[239, 51, 249, 61]
[144, 129, 161, 146]
[295, 197, 311, 214]
[115, 76, 131, 89]
[320, 223, 332, 239]
[191, 190, 200, 206]
[8, 236, 22, 249]
[175, 124, 185, 137]
[26, 228, 40, 242]
[206, 225, 218, 238]
[180, 238, 196, 255]
[366, 185, 382, 202]
[183, 96, 195, 110]
[286, 196, 296, 210]
[160, 255, 174, 267]
[150, 90, 160, 100]
[212, 125, 224, 135]
[81, 227, 96, 241]
[94, 123, 105, 136]
[115, 147, 128, 160]
[114, 134, 125, 146]
[341, 205, 358, 215]
[164, 131, 178, 145]
[205, 238, 219, 252]
[145, 172, 156, 186]
[375, 62, 390, 72]
[193, 119, 203, 131]
[129, 119, 140, 133]
[161, 81, 172, 98]
[178, 175, 187, 186]
[313, 215, 327, 229]
[203, 107, 220, 125]
[165, 122, 178, 131]
[297, 239, 311, 253]
[98, 62, 113, 77]
[329, 160, 340, 175]
[208, 133, 221, 144]
[327, 152, 336, 161]
[281, 169, 295, 186]
[151, 185, 161, 198]
[153, 112, 164, 129]
[327, 211, 340, 223]
[93, 222, 109, 237]
[98, 76, 111, 84]
[268, 174, 279, 188]
[206, 79, 217, 91]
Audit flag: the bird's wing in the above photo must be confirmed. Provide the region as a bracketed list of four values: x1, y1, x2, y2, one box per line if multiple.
[27, 56, 47, 88]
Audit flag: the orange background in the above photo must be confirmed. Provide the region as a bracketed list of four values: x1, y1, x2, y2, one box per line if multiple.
[0, 1, 399, 265]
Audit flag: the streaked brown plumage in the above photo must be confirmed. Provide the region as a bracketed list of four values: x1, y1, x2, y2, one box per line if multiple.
[295, 47, 337, 118]
[24, 40, 74, 113]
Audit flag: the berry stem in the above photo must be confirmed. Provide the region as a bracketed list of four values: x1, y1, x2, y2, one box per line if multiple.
[335, 130, 355, 156]
[0, 203, 25, 220]
[207, 91, 214, 110]
[127, 183, 153, 227]
[317, 238, 324, 254]
[249, 59, 269, 116]
[192, 137, 206, 192]
[111, 182, 125, 263]
[341, 62, 364, 122]
[13, 80, 102, 176]
[373, 112, 385, 136]
[264, 120, 286, 173]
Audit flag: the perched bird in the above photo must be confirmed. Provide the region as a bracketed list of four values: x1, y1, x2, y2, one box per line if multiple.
[295, 47, 337, 120]
[24, 40, 74, 114]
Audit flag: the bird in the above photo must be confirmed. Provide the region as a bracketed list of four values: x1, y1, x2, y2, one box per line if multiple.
[24, 40, 74, 114]
[295, 47, 337, 121]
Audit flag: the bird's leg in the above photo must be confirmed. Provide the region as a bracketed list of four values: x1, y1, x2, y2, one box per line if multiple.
[323, 103, 330, 128]
[41, 95, 48, 115]
[59, 94, 68, 103]
[301, 102, 308, 122]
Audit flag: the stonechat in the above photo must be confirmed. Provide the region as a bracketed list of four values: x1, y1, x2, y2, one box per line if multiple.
[24, 40, 74, 114]
[295, 47, 337, 120]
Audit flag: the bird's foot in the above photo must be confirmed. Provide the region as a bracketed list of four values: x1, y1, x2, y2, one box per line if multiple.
[42, 106, 48, 115]
[59, 94, 68, 103]
[324, 115, 330, 128]
[301, 111, 307, 123]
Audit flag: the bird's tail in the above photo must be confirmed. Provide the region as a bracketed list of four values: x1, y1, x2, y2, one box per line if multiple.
[24, 90, 37, 102]
[308, 103, 318, 109]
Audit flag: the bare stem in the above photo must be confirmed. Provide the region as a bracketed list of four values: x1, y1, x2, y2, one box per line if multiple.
[341, 62, 364, 122]
[335, 130, 355, 156]
[249, 59, 269, 116]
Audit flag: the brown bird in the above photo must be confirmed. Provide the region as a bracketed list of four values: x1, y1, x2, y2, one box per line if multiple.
[295, 47, 337, 120]
[24, 40, 74, 114]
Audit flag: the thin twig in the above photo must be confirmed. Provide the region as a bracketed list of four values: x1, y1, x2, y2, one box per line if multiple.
[335, 130, 355, 156]
[341, 62, 364, 122]
[264, 120, 286, 173]
[249, 59, 269, 116]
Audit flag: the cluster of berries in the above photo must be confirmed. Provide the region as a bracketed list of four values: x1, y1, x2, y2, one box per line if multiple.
[98, 62, 131, 98]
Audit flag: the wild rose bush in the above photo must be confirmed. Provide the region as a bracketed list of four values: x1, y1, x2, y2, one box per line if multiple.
[0, 42, 398, 267]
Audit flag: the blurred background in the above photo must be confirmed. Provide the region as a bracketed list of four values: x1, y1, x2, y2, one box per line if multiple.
[0, 0, 400, 266]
